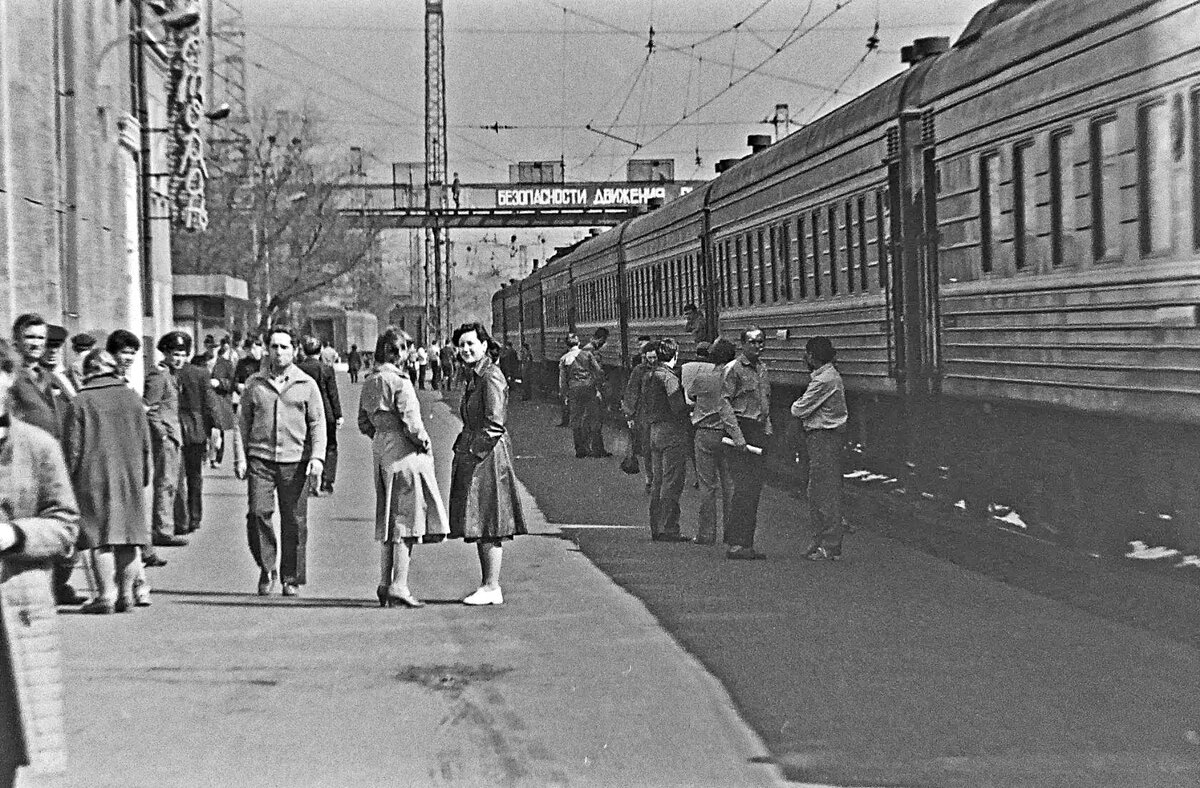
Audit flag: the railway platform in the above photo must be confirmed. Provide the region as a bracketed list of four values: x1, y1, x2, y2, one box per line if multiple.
[503, 393, 1200, 788]
[58, 382, 783, 788]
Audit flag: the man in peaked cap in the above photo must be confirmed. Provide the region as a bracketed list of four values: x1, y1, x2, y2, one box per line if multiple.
[69, 333, 96, 391]
[143, 331, 192, 553]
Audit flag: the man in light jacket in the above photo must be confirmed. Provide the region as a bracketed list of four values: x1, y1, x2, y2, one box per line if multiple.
[236, 327, 326, 597]
[791, 336, 849, 561]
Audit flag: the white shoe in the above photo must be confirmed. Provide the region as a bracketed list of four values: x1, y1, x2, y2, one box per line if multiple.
[462, 587, 503, 606]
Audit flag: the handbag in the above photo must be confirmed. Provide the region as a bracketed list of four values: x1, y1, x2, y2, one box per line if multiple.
[620, 439, 640, 475]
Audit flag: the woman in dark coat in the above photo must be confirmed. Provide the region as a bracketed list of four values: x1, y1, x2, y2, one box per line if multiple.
[209, 347, 237, 467]
[64, 350, 152, 613]
[448, 323, 527, 605]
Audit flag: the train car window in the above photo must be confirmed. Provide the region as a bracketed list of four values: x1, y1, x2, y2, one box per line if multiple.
[877, 189, 889, 289]
[1050, 131, 1076, 266]
[723, 239, 732, 307]
[857, 196, 869, 290]
[1193, 90, 1200, 250]
[1138, 101, 1173, 255]
[757, 229, 768, 303]
[811, 210, 823, 297]
[715, 243, 725, 308]
[1013, 141, 1035, 270]
[686, 253, 694, 306]
[1091, 117, 1123, 260]
[794, 216, 807, 299]
[827, 206, 839, 295]
[779, 223, 791, 301]
[744, 234, 755, 305]
[734, 236, 745, 306]
[980, 151, 1003, 273]
[844, 202, 856, 293]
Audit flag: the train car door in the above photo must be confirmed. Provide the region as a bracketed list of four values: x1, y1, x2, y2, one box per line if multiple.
[887, 110, 941, 395]
[700, 189, 719, 342]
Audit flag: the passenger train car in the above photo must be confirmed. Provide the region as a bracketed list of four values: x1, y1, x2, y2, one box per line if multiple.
[493, 0, 1200, 562]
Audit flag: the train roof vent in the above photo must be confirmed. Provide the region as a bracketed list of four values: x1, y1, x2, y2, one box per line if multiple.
[886, 127, 900, 159]
[647, 197, 664, 211]
[955, 0, 1040, 48]
[901, 36, 950, 65]
[747, 134, 772, 154]
[715, 158, 739, 174]
[589, 228, 602, 236]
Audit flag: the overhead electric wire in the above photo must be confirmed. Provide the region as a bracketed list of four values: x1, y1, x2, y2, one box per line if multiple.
[632, 0, 858, 160]
[245, 27, 508, 170]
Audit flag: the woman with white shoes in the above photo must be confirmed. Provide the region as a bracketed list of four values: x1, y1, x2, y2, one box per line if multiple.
[447, 322, 527, 605]
[358, 331, 449, 608]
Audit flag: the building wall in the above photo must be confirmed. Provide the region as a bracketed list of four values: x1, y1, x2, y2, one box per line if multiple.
[0, 0, 173, 386]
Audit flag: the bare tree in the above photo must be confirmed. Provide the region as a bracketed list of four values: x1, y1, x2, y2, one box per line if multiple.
[174, 102, 381, 331]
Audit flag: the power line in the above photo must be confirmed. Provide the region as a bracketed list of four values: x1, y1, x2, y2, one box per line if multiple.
[241, 20, 934, 35]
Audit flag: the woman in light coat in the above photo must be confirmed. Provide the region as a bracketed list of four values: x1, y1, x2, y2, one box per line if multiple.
[357, 331, 448, 608]
[0, 339, 80, 785]
[64, 350, 152, 613]
[448, 322, 527, 606]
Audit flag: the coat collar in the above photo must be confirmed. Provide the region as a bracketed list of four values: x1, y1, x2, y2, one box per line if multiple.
[80, 374, 125, 391]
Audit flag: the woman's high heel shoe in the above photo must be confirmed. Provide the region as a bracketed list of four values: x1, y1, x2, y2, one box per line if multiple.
[377, 586, 425, 608]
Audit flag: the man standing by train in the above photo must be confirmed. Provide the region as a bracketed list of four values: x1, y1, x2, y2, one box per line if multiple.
[722, 327, 772, 560]
[791, 336, 849, 561]
[641, 339, 692, 542]
[566, 328, 611, 458]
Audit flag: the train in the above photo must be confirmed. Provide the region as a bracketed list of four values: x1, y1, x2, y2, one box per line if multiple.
[492, 0, 1200, 564]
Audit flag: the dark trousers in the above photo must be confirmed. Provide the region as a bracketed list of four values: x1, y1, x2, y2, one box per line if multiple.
[349, 367, 360, 383]
[430, 362, 441, 388]
[806, 428, 846, 549]
[246, 456, 310, 585]
[559, 396, 570, 426]
[725, 418, 768, 548]
[321, 421, 338, 491]
[175, 442, 206, 533]
[151, 434, 180, 539]
[649, 424, 688, 537]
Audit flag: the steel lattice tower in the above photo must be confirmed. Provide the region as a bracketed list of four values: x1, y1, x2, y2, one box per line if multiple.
[425, 0, 449, 340]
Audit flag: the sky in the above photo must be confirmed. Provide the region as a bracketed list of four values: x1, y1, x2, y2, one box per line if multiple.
[236, 0, 991, 185]
[230, 0, 994, 317]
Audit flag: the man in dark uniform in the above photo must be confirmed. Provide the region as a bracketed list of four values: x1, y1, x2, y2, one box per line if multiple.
[144, 331, 191, 552]
[622, 340, 658, 492]
[565, 328, 610, 458]
[175, 351, 219, 534]
[640, 338, 692, 542]
[298, 336, 342, 495]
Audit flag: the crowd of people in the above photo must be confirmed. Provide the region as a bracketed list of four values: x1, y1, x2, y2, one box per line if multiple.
[562, 325, 849, 562]
[0, 314, 529, 785]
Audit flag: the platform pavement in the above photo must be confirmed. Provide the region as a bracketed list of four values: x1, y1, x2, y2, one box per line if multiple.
[501, 393, 1200, 788]
[57, 380, 793, 788]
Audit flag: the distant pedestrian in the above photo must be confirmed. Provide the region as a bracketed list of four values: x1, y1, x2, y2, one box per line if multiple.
[414, 344, 429, 390]
[357, 331, 448, 608]
[565, 328, 610, 458]
[235, 335, 264, 392]
[428, 341, 442, 390]
[176, 352, 220, 535]
[499, 341, 519, 388]
[641, 339, 691, 542]
[683, 303, 706, 346]
[319, 341, 339, 367]
[42, 325, 76, 400]
[405, 343, 420, 387]
[105, 330, 153, 603]
[0, 338, 79, 786]
[64, 350, 152, 614]
[686, 338, 742, 545]
[68, 332, 97, 391]
[518, 342, 533, 401]
[348, 343, 361, 383]
[298, 336, 343, 496]
[438, 341, 456, 391]
[556, 333, 580, 427]
[9, 314, 65, 442]
[236, 327, 326, 597]
[104, 330, 141, 385]
[722, 327, 772, 560]
[448, 323, 527, 605]
[791, 337, 849, 561]
[209, 343, 237, 467]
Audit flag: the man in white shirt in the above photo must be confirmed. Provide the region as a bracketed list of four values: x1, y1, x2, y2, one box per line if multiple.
[790, 336, 848, 561]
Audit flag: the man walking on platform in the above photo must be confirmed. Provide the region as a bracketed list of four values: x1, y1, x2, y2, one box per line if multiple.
[298, 336, 342, 496]
[144, 332, 191, 552]
[641, 339, 692, 542]
[722, 327, 772, 560]
[438, 340, 456, 391]
[556, 333, 580, 427]
[791, 336, 849, 561]
[622, 340, 657, 492]
[565, 328, 610, 458]
[236, 328, 326, 597]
